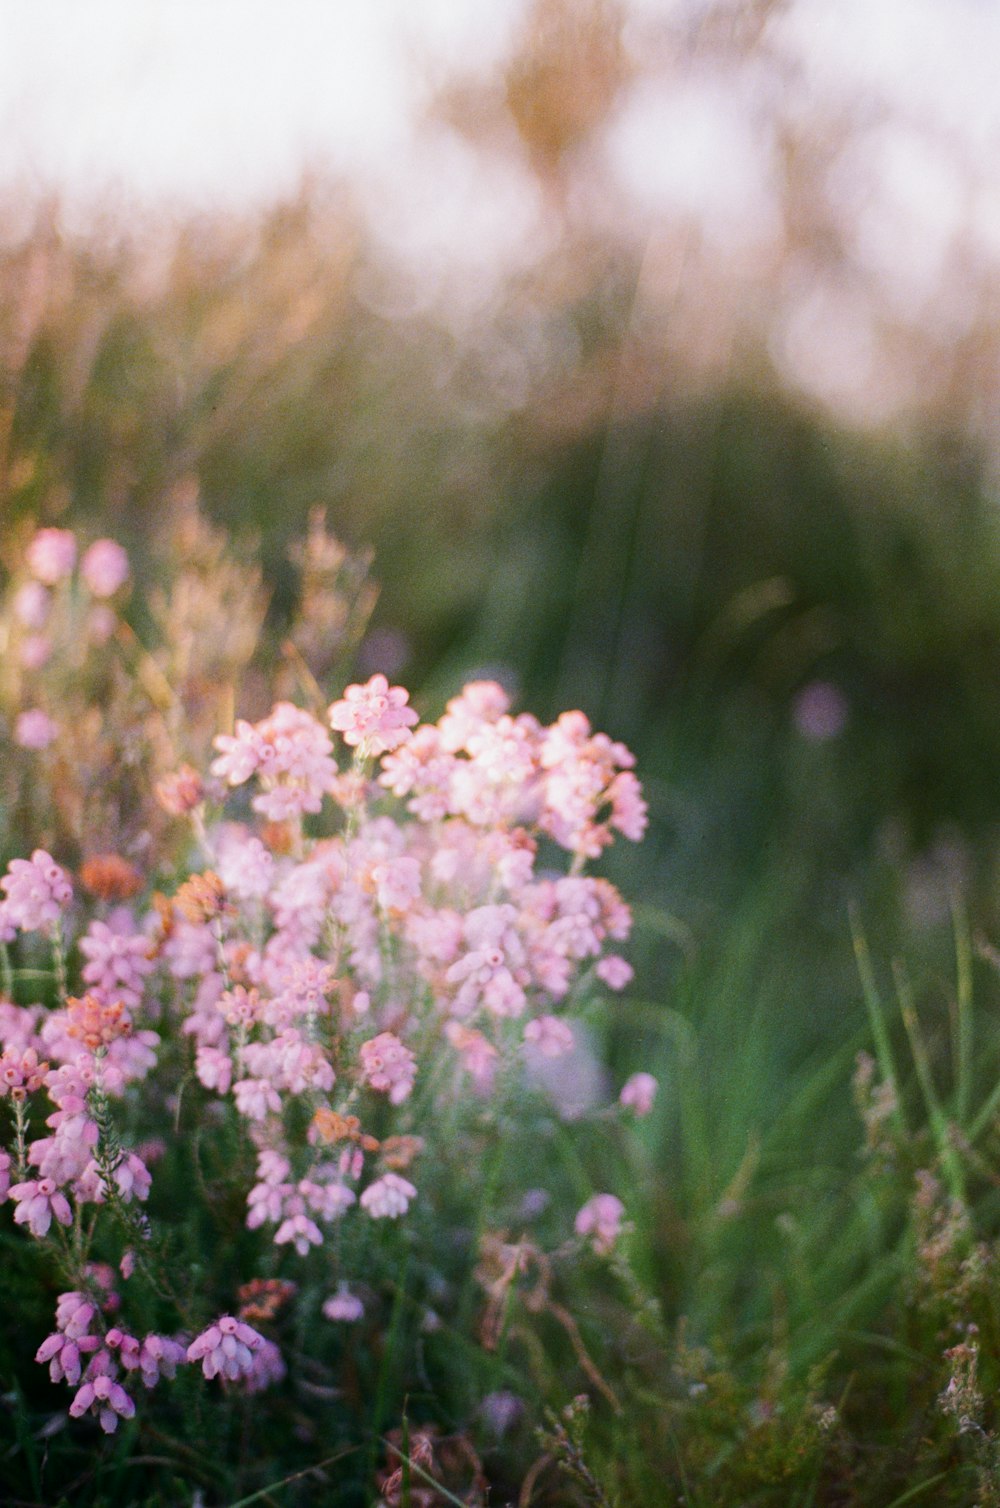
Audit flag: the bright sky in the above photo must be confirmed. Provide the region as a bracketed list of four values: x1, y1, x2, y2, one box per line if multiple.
[1, 0, 999, 410]
[3, 1, 997, 220]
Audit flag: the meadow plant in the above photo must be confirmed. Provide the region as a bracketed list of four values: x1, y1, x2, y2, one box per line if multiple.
[0, 520, 655, 1499]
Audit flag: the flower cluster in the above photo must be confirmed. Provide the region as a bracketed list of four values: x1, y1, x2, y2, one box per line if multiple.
[0, 535, 654, 1440]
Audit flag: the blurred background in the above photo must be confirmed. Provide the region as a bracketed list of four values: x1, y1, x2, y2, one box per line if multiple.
[3, 0, 1000, 1077]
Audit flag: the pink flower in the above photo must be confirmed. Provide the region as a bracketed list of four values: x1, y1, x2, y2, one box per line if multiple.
[9, 1177, 72, 1237]
[328, 674, 418, 755]
[274, 1212, 324, 1255]
[793, 680, 848, 742]
[20, 634, 51, 669]
[359, 1173, 416, 1219]
[444, 1022, 498, 1094]
[132, 1333, 186, 1388]
[211, 703, 335, 816]
[323, 1284, 364, 1322]
[14, 709, 58, 750]
[359, 1032, 417, 1104]
[69, 1373, 136, 1433]
[574, 1193, 625, 1254]
[596, 955, 633, 990]
[233, 1077, 282, 1121]
[187, 1315, 264, 1381]
[1, 849, 72, 931]
[438, 680, 511, 751]
[55, 1291, 97, 1338]
[86, 605, 116, 644]
[619, 1072, 658, 1117]
[81, 539, 129, 597]
[371, 856, 421, 913]
[523, 1016, 574, 1058]
[0, 1045, 48, 1096]
[79, 915, 155, 1008]
[243, 1337, 286, 1393]
[12, 580, 50, 629]
[26, 528, 76, 585]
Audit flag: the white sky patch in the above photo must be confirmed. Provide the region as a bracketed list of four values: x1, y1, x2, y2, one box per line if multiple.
[605, 72, 779, 250]
[0, 0, 524, 208]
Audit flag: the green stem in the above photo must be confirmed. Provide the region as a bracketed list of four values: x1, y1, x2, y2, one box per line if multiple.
[0, 942, 13, 1000]
[51, 919, 68, 1008]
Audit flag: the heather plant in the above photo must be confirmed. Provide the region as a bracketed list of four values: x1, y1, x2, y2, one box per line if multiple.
[0, 520, 660, 1505]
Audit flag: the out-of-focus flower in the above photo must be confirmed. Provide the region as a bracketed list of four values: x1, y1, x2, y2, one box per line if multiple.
[322, 1284, 364, 1322]
[596, 955, 633, 990]
[14, 710, 57, 750]
[155, 764, 206, 816]
[359, 1173, 416, 1219]
[480, 1389, 524, 1437]
[26, 528, 76, 585]
[575, 1193, 625, 1254]
[12, 581, 50, 629]
[793, 681, 848, 742]
[79, 857, 144, 903]
[81, 539, 129, 597]
[187, 1316, 264, 1381]
[619, 1072, 657, 1116]
[1, 850, 72, 931]
[359, 1032, 416, 1104]
[523, 1015, 574, 1058]
[328, 673, 417, 755]
[20, 634, 51, 670]
[85, 605, 117, 645]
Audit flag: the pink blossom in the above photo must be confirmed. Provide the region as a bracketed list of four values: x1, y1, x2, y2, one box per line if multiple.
[86, 605, 116, 644]
[233, 1077, 282, 1121]
[26, 528, 76, 585]
[20, 633, 52, 669]
[14, 709, 57, 749]
[9, 1177, 72, 1237]
[359, 1032, 416, 1104]
[187, 1315, 264, 1381]
[243, 1337, 286, 1393]
[36, 1331, 91, 1385]
[323, 1284, 364, 1322]
[0, 1149, 10, 1200]
[79, 914, 155, 1008]
[438, 680, 511, 752]
[55, 1291, 98, 1339]
[211, 703, 335, 817]
[12, 580, 50, 629]
[360, 1172, 416, 1219]
[214, 826, 274, 901]
[574, 1193, 625, 1254]
[69, 1373, 136, 1433]
[793, 680, 848, 742]
[447, 904, 528, 1019]
[523, 1016, 574, 1058]
[619, 1072, 658, 1117]
[371, 856, 421, 913]
[130, 1333, 186, 1388]
[274, 1211, 324, 1255]
[328, 673, 417, 755]
[1, 850, 72, 931]
[444, 1022, 498, 1094]
[0, 1045, 48, 1096]
[596, 955, 633, 990]
[81, 539, 129, 597]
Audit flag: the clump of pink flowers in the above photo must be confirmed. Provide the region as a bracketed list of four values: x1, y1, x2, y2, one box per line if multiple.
[0, 528, 653, 1441]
